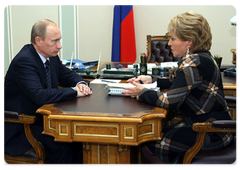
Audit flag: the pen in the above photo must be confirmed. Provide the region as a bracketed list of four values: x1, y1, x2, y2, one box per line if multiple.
[101, 80, 117, 83]
[144, 53, 147, 63]
[133, 72, 144, 84]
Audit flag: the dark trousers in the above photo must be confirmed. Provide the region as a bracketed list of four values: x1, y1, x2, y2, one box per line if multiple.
[32, 125, 83, 164]
[5, 121, 83, 164]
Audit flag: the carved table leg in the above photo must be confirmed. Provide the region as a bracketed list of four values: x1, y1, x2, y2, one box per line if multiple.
[83, 143, 130, 164]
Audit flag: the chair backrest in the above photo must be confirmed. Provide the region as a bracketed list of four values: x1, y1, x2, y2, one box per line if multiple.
[146, 33, 181, 63]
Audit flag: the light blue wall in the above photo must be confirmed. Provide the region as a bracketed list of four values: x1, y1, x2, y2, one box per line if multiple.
[60, 5, 75, 60]
[4, 7, 10, 76]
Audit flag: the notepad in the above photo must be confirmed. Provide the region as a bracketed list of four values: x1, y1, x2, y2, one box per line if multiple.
[107, 88, 129, 96]
[105, 82, 160, 96]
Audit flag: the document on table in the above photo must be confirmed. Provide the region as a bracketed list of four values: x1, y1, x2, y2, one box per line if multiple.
[90, 79, 121, 84]
[106, 81, 157, 88]
[105, 81, 160, 96]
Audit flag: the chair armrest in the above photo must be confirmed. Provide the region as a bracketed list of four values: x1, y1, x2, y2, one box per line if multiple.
[4, 111, 45, 163]
[5, 111, 35, 124]
[4, 111, 20, 120]
[193, 120, 236, 133]
[211, 120, 236, 130]
[225, 96, 236, 105]
[183, 120, 236, 164]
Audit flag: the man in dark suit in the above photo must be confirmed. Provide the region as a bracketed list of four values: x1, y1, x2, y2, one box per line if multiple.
[4, 19, 92, 163]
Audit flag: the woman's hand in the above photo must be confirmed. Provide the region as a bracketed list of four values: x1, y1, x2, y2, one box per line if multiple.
[122, 81, 145, 98]
[127, 75, 152, 84]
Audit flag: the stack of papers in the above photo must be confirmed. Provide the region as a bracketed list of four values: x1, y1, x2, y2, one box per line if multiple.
[105, 82, 160, 96]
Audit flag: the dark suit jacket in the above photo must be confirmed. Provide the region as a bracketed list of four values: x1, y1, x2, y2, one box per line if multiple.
[4, 44, 88, 155]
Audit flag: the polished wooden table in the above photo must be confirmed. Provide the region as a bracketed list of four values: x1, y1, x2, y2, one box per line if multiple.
[37, 84, 167, 164]
[222, 72, 236, 95]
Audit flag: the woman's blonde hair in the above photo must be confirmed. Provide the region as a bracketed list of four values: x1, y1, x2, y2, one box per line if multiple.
[168, 11, 212, 54]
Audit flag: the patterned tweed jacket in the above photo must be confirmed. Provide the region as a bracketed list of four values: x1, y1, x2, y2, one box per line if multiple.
[137, 52, 229, 119]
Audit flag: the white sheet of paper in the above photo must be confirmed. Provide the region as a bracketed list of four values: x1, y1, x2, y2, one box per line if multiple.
[90, 79, 121, 84]
[161, 62, 178, 68]
[106, 81, 157, 89]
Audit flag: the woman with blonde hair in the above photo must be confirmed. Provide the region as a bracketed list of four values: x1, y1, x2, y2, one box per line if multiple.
[123, 11, 233, 163]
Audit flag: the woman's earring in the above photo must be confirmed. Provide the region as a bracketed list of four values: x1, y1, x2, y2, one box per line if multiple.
[185, 49, 190, 58]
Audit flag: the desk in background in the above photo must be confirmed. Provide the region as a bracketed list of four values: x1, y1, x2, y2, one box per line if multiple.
[37, 84, 167, 164]
[222, 72, 236, 96]
[221, 72, 236, 120]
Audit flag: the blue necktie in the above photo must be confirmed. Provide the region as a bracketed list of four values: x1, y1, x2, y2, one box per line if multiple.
[45, 60, 52, 88]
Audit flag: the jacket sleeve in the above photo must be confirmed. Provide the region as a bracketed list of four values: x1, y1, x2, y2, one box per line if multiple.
[14, 57, 77, 106]
[138, 65, 202, 109]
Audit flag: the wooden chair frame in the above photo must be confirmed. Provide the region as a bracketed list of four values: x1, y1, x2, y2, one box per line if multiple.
[183, 121, 236, 164]
[5, 112, 46, 164]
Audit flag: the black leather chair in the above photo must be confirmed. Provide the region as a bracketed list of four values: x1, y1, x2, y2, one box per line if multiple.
[141, 96, 236, 164]
[4, 111, 47, 164]
[146, 33, 181, 63]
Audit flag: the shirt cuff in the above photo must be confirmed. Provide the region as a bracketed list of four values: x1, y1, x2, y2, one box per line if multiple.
[76, 81, 88, 86]
[71, 87, 78, 97]
[72, 87, 77, 91]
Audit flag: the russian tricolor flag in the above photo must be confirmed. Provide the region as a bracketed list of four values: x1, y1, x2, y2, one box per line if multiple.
[111, 5, 136, 62]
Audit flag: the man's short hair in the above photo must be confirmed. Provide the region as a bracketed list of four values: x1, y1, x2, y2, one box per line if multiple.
[30, 19, 57, 44]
